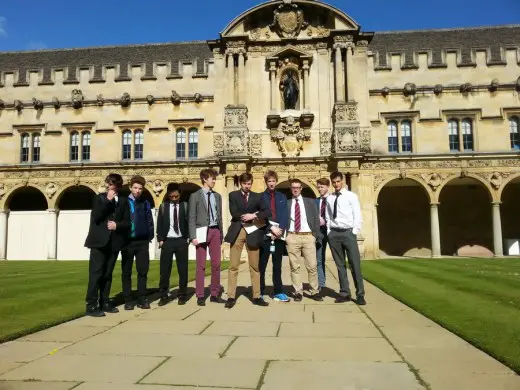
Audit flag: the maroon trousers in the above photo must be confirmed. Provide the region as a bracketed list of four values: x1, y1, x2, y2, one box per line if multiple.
[195, 227, 222, 298]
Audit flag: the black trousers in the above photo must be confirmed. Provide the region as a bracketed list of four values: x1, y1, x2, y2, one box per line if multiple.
[86, 243, 119, 307]
[259, 239, 285, 296]
[121, 240, 150, 302]
[159, 237, 189, 297]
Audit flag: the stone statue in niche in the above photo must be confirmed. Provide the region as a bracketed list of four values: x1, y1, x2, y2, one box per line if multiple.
[280, 69, 299, 110]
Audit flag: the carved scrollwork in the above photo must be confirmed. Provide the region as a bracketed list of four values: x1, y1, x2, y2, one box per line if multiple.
[213, 134, 224, 157]
[333, 102, 358, 122]
[477, 171, 512, 190]
[225, 131, 248, 156]
[320, 131, 331, 156]
[270, 115, 311, 157]
[250, 134, 262, 157]
[373, 174, 388, 191]
[270, 1, 308, 38]
[335, 126, 360, 153]
[224, 105, 248, 128]
[71, 89, 84, 109]
[152, 180, 164, 196]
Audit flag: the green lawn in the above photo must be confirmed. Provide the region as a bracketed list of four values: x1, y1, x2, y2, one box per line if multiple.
[0, 260, 228, 343]
[362, 258, 520, 374]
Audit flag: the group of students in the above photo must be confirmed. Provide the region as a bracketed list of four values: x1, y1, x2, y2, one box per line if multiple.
[84, 168, 365, 317]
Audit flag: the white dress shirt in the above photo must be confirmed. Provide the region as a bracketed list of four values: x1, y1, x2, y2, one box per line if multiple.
[289, 195, 311, 233]
[167, 202, 182, 238]
[326, 188, 362, 235]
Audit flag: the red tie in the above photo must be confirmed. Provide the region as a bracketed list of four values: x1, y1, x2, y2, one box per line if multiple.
[242, 192, 248, 206]
[320, 198, 326, 221]
[270, 191, 277, 221]
[294, 199, 301, 232]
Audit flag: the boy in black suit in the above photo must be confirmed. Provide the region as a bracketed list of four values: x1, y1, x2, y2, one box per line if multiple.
[84, 173, 130, 317]
[156, 183, 190, 306]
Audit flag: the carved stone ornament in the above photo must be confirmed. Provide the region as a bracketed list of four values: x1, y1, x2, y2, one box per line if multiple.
[0, 183, 6, 199]
[434, 84, 443, 96]
[224, 105, 248, 128]
[213, 134, 224, 157]
[381, 87, 390, 97]
[45, 182, 58, 199]
[32, 98, 43, 110]
[250, 134, 262, 157]
[225, 131, 248, 156]
[97, 182, 107, 194]
[270, 0, 308, 39]
[14, 100, 24, 112]
[152, 180, 164, 196]
[422, 172, 443, 191]
[334, 102, 358, 122]
[96, 94, 104, 106]
[71, 89, 84, 109]
[270, 115, 311, 157]
[171, 90, 181, 106]
[516, 77, 520, 92]
[460, 83, 472, 93]
[403, 83, 417, 97]
[52, 97, 61, 109]
[146, 95, 155, 105]
[490, 172, 507, 190]
[119, 93, 131, 107]
[489, 79, 499, 93]
[0, 99, 4, 110]
[320, 131, 331, 156]
[194, 93, 202, 103]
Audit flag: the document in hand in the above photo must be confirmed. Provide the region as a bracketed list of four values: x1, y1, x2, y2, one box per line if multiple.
[196, 226, 208, 243]
[267, 221, 287, 241]
[242, 218, 266, 235]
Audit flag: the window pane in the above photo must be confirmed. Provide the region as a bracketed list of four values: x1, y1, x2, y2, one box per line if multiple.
[32, 134, 40, 162]
[82, 145, 90, 161]
[387, 122, 398, 153]
[123, 130, 132, 145]
[448, 120, 459, 152]
[134, 130, 144, 159]
[82, 131, 91, 146]
[401, 121, 412, 152]
[70, 132, 79, 161]
[21, 134, 29, 162]
[122, 130, 132, 160]
[176, 129, 186, 159]
[510, 117, 520, 150]
[176, 128, 186, 143]
[188, 128, 198, 158]
[134, 130, 144, 145]
[448, 120, 459, 136]
[461, 119, 473, 151]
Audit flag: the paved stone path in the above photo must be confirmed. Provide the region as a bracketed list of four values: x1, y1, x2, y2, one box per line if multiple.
[0, 262, 518, 390]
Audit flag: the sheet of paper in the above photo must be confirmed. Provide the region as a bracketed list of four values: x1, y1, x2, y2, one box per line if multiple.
[243, 218, 266, 235]
[196, 226, 208, 243]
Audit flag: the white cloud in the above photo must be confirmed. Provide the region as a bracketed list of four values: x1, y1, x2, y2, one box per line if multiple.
[0, 16, 6, 37]
[25, 41, 47, 51]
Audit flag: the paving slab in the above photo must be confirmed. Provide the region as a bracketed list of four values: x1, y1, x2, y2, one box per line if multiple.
[60, 332, 233, 358]
[75, 384, 247, 390]
[261, 361, 423, 390]
[141, 357, 265, 388]
[0, 362, 23, 376]
[203, 321, 279, 337]
[278, 322, 381, 338]
[0, 354, 163, 383]
[0, 381, 79, 390]
[188, 306, 311, 323]
[225, 337, 401, 362]
[313, 311, 373, 325]
[305, 303, 363, 313]
[134, 306, 200, 321]
[0, 342, 70, 363]
[20, 325, 110, 343]
[107, 320, 211, 335]
[419, 370, 520, 390]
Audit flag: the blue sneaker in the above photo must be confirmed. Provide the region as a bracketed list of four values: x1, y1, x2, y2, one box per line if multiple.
[273, 293, 290, 302]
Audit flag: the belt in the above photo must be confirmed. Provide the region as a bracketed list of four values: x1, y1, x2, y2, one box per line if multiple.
[330, 227, 353, 233]
[288, 232, 313, 235]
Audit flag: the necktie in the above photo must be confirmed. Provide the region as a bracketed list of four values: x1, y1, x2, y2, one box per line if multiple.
[242, 192, 248, 206]
[207, 192, 214, 223]
[294, 198, 301, 232]
[333, 192, 341, 219]
[173, 203, 179, 234]
[270, 191, 277, 221]
[320, 197, 326, 221]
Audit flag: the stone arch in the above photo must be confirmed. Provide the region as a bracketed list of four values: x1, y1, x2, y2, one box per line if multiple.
[276, 179, 317, 199]
[4, 185, 48, 211]
[438, 176, 493, 256]
[374, 175, 433, 203]
[377, 177, 432, 257]
[435, 173, 494, 203]
[498, 172, 520, 201]
[499, 174, 520, 253]
[55, 185, 97, 210]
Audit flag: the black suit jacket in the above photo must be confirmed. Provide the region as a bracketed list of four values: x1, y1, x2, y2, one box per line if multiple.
[225, 190, 271, 249]
[84, 193, 131, 251]
[156, 201, 189, 241]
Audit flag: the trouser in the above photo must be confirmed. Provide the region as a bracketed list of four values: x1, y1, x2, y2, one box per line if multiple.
[195, 227, 222, 298]
[121, 240, 150, 302]
[316, 226, 328, 288]
[86, 243, 119, 307]
[286, 233, 319, 295]
[328, 228, 365, 298]
[159, 237, 189, 297]
[228, 228, 260, 300]
[259, 239, 285, 296]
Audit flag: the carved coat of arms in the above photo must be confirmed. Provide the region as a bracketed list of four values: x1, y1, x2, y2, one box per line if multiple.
[271, 2, 307, 38]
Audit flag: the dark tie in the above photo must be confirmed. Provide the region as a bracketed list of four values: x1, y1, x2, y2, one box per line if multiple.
[173, 203, 179, 234]
[294, 199, 301, 232]
[270, 191, 277, 221]
[242, 192, 248, 206]
[207, 192, 214, 222]
[333, 192, 341, 219]
[320, 197, 327, 221]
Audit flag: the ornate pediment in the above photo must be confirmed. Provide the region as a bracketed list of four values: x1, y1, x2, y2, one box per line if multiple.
[266, 45, 313, 63]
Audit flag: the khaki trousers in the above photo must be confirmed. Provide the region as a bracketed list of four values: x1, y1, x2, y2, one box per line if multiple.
[286, 233, 319, 295]
[228, 228, 261, 299]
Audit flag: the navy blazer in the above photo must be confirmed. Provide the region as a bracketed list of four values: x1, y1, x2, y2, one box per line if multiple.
[262, 190, 288, 231]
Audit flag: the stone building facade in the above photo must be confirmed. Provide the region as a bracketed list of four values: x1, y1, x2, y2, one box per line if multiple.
[1, 0, 520, 260]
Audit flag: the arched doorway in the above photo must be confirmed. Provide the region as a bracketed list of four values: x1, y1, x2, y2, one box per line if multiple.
[56, 186, 96, 260]
[500, 176, 520, 255]
[6, 186, 48, 260]
[275, 180, 317, 200]
[377, 178, 431, 257]
[439, 177, 493, 256]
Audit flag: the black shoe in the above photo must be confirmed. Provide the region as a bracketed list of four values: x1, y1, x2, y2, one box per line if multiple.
[293, 293, 303, 302]
[197, 297, 206, 306]
[355, 296, 366, 306]
[124, 302, 134, 311]
[225, 298, 236, 309]
[137, 298, 151, 310]
[85, 305, 105, 317]
[101, 302, 119, 314]
[253, 298, 269, 307]
[335, 295, 352, 303]
[310, 294, 323, 302]
[177, 295, 187, 305]
[158, 296, 171, 307]
[210, 296, 225, 304]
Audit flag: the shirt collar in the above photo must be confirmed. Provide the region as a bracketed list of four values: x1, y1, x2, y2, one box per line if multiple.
[293, 195, 303, 201]
[334, 187, 347, 195]
[321, 193, 329, 199]
[202, 187, 211, 195]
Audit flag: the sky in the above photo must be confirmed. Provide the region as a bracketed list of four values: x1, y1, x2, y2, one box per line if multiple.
[0, 0, 519, 52]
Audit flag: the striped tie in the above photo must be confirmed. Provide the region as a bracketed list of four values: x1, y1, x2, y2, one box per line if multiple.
[295, 199, 301, 232]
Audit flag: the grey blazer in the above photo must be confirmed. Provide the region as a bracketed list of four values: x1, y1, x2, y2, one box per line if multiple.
[287, 197, 322, 241]
[188, 188, 223, 241]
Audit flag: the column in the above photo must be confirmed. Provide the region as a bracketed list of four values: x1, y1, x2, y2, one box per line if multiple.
[227, 53, 235, 105]
[334, 45, 344, 102]
[373, 204, 380, 258]
[0, 210, 7, 260]
[237, 51, 245, 105]
[269, 62, 277, 113]
[303, 60, 310, 111]
[492, 202, 504, 257]
[346, 45, 354, 102]
[430, 203, 441, 258]
[349, 173, 359, 194]
[47, 209, 58, 260]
